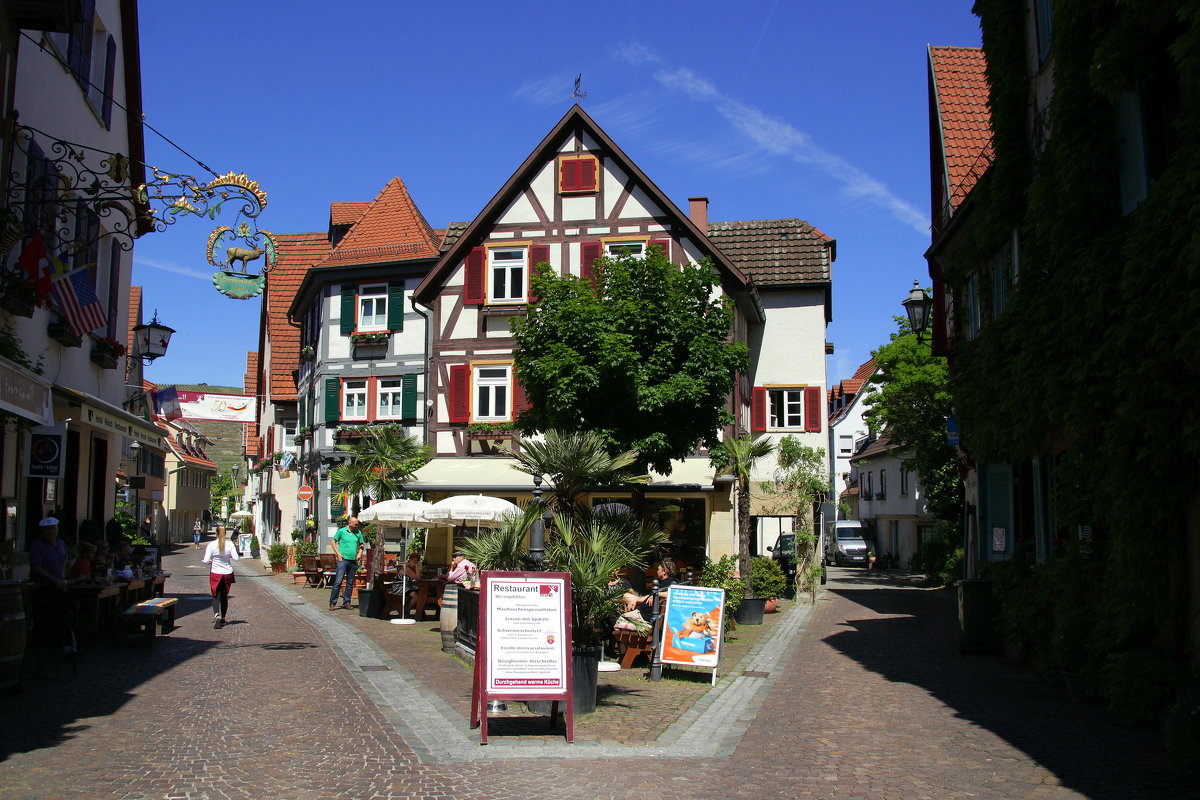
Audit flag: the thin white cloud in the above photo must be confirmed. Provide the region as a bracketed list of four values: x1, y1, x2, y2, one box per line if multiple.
[513, 72, 577, 106]
[609, 42, 931, 235]
[135, 256, 211, 281]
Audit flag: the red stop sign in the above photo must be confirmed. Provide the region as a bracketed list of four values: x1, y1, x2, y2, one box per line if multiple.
[297, 485, 314, 502]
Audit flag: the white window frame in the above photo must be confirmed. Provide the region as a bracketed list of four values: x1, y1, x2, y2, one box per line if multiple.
[487, 247, 527, 304]
[604, 239, 646, 259]
[343, 379, 368, 420]
[767, 388, 805, 430]
[377, 378, 405, 420]
[473, 364, 511, 422]
[357, 284, 388, 331]
[281, 419, 297, 449]
[838, 434, 854, 456]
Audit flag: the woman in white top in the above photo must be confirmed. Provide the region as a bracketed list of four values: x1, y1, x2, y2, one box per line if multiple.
[202, 525, 239, 629]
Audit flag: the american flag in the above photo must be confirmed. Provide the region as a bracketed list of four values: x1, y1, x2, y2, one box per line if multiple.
[50, 267, 107, 337]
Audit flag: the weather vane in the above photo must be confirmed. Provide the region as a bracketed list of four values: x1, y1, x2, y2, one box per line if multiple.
[573, 74, 587, 100]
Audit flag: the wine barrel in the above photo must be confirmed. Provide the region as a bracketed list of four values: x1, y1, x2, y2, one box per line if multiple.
[0, 584, 27, 691]
[439, 583, 458, 654]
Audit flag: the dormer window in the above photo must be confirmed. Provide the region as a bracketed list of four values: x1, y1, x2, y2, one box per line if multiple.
[357, 284, 388, 331]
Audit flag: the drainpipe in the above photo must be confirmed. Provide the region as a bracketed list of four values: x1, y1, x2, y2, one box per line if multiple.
[410, 295, 433, 447]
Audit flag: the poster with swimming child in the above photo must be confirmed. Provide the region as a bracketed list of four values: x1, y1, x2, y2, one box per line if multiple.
[659, 585, 725, 673]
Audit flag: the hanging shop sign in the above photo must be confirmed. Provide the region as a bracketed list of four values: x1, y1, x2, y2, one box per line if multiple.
[0, 358, 51, 424]
[25, 423, 66, 479]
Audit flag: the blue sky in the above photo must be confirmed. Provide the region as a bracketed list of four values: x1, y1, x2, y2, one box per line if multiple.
[132, 1, 982, 390]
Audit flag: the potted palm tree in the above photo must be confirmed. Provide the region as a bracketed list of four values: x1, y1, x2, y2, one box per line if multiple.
[330, 427, 432, 617]
[713, 435, 775, 625]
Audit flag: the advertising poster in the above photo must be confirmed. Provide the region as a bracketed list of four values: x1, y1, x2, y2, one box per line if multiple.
[175, 391, 257, 423]
[484, 574, 568, 695]
[660, 585, 726, 670]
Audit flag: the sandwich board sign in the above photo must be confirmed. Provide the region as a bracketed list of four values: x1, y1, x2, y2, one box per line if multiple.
[470, 570, 574, 743]
[658, 585, 726, 684]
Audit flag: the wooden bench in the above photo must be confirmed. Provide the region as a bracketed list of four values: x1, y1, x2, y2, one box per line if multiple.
[614, 629, 655, 669]
[117, 597, 178, 643]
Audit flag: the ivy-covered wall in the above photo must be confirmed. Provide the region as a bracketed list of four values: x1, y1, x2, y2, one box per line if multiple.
[950, 0, 1199, 727]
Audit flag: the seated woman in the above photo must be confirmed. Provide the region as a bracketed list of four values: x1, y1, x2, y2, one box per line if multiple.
[387, 552, 422, 610]
[67, 542, 96, 580]
[91, 540, 111, 576]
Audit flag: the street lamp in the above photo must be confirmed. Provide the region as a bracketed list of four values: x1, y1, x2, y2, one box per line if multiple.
[902, 280, 933, 345]
[131, 310, 176, 363]
[529, 475, 548, 565]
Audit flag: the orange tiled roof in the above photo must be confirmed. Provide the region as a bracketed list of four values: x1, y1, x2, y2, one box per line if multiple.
[127, 285, 142, 344]
[266, 233, 327, 401]
[317, 178, 440, 268]
[154, 419, 217, 470]
[330, 201, 370, 227]
[244, 351, 260, 456]
[929, 46, 993, 213]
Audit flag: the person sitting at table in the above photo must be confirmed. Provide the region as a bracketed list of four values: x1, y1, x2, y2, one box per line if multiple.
[91, 540, 111, 576]
[112, 540, 134, 577]
[633, 558, 676, 621]
[444, 551, 476, 585]
[68, 542, 96, 580]
[28, 517, 76, 656]
[387, 552, 422, 610]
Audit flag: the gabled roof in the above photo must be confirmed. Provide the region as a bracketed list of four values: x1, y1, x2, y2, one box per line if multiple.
[706, 219, 834, 287]
[267, 233, 328, 401]
[316, 178, 441, 269]
[414, 104, 754, 309]
[828, 358, 877, 424]
[929, 46, 993, 214]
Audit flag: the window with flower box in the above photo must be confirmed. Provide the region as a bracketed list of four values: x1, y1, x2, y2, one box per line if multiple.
[325, 376, 419, 423]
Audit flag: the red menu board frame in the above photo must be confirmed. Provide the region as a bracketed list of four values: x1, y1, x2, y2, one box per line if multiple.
[469, 570, 574, 744]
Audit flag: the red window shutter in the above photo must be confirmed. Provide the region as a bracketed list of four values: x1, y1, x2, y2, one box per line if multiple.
[578, 157, 597, 191]
[651, 239, 671, 262]
[448, 364, 470, 424]
[529, 244, 550, 302]
[804, 386, 822, 432]
[751, 387, 767, 432]
[464, 248, 484, 305]
[513, 372, 530, 413]
[267, 427, 275, 454]
[581, 242, 601, 282]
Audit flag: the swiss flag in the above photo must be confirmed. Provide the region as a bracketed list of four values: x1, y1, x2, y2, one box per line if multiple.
[17, 232, 52, 301]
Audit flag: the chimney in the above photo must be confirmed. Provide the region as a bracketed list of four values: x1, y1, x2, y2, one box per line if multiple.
[688, 196, 709, 232]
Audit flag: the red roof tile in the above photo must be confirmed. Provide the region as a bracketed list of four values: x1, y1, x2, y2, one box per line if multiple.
[318, 178, 440, 268]
[330, 202, 370, 227]
[266, 233, 328, 401]
[244, 351, 260, 456]
[127, 286, 142, 344]
[929, 46, 993, 213]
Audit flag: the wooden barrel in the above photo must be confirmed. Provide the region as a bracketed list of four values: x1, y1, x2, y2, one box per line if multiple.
[0, 584, 27, 690]
[439, 584, 458, 654]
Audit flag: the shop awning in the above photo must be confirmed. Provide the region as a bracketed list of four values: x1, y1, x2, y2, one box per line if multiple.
[406, 456, 716, 493]
[647, 458, 716, 491]
[53, 386, 164, 449]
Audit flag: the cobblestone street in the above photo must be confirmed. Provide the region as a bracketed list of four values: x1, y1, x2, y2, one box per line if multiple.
[0, 544, 1185, 800]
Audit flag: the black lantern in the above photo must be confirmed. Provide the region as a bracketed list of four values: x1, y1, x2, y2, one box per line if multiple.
[131, 310, 175, 362]
[902, 281, 933, 344]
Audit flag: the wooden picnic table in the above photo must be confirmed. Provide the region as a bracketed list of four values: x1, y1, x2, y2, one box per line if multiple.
[67, 581, 121, 642]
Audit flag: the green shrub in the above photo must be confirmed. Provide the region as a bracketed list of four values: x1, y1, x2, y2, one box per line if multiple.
[1100, 648, 1188, 729]
[917, 520, 963, 588]
[700, 554, 744, 625]
[749, 555, 788, 599]
[266, 542, 288, 564]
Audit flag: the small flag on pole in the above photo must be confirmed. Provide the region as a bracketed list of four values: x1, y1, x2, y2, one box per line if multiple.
[16, 232, 52, 301]
[153, 387, 182, 421]
[50, 267, 107, 336]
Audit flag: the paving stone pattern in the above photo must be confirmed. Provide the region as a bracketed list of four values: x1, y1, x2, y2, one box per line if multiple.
[0, 543, 1187, 800]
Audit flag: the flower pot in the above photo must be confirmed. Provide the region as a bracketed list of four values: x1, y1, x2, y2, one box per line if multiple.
[526, 644, 601, 715]
[734, 596, 767, 625]
[270, 562, 285, 574]
[764, 597, 779, 614]
[359, 588, 385, 618]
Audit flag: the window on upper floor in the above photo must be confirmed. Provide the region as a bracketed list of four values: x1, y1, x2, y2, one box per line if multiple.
[488, 247, 527, 304]
[963, 273, 981, 341]
[604, 239, 646, 259]
[343, 379, 368, 420]
[751, 386, 822, 433]
[838, 434, 854, 456]
[900, 469, 910, 496]
[558, 154, 599, 194]
[992, 231, 1019, 318]
[474, 364, 511, 422]
[357, 284, 388, 331]
[49, 2, 118, 128]
[281, 419, 296, 449]
[377, 377, 419, 421]
[863, 471, 874, 501]
[879, 469, 887, 500]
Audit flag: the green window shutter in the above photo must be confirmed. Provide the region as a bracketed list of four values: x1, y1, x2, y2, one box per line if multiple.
[984, 463, 1014, 560]
[340, 284, 356, 335]
[324, 378, 340, 423]
[401, 373, 418, 419]
[330, 485, 345, 519]
[387, 280, 405, 331]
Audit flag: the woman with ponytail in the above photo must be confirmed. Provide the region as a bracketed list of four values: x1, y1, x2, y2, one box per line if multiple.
[202, 525, 240, 629]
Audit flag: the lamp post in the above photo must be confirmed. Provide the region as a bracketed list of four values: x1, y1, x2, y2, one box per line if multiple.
[529, 475, 545, 565]
[128, 440, 142, 522]
[902, 280, 934, 345]
[131, 310, 176, 363]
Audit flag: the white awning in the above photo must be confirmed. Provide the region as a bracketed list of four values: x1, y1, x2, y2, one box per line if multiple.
[53, 386, 164, 449]
[406, 456, 715, 493]
[647, 458, 716, 490]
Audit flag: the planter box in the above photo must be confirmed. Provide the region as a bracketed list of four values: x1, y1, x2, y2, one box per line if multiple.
[352, 343, 387, 359]
[0, 285, 35, 317]
[90, 350, 119, 370]
[48, 321, 81, 348]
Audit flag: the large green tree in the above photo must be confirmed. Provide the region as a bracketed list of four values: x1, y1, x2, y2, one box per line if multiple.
[861, 315, 961, 522]
[511, 245, 748, 475]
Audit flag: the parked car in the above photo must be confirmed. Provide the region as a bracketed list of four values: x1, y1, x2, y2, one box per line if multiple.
[767, 533, 796, 593]
[824, 520, 870, 567]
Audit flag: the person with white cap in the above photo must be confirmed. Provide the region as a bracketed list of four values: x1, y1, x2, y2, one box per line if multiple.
[29, 516, 76, 656]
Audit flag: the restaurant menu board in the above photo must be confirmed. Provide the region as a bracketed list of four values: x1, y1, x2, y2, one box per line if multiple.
[659, 585, 726, 670]
[484, 573, 569, 695]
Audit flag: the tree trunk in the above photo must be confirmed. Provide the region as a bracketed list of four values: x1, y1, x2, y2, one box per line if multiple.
[738, 476, 752, 596]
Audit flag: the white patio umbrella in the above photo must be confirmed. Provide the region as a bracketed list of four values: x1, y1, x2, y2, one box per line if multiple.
[420, 495, 520, 528]
[229, 510, 251, 518]
[358, 499, 434, 626]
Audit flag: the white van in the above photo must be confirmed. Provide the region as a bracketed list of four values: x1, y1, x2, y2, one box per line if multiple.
[823, 520, 870, 567]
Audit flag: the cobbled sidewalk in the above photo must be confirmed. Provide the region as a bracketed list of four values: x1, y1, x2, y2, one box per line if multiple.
[0, 542, 1189, 800]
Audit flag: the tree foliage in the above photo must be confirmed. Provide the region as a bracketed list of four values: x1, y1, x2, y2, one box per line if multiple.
[511, 245, 748, 474]
[862, 316, 961, 522]
[510, 429, 647, 519]
[713, 435, 774, 595]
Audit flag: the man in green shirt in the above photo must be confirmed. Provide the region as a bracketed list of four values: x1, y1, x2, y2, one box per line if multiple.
[328, 516, 365, 610]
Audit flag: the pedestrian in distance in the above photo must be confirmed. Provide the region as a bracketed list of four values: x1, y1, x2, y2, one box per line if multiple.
[328, 516, 365, 611]
[202, 525, 239, 629]
[192, 519, 202, 549]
